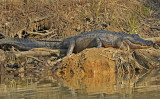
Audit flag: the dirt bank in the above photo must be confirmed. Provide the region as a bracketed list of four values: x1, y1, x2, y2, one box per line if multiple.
[54, 47, 160, 79]
[0, 0, 159, 80]
[55, 48, 116, 77]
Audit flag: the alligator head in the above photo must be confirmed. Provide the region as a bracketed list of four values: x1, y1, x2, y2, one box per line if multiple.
[125, 34, 153, 49]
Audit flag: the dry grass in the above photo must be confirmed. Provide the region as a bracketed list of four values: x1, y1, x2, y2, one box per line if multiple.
[0, 0, 157, 38]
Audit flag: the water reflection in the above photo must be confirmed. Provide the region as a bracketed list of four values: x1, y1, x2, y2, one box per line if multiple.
[0, 69, 159, 99]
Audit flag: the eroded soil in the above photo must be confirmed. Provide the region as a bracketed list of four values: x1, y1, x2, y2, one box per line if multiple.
[53, 47, 160, 78]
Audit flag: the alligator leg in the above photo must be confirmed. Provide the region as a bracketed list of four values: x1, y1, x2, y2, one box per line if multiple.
[96, 37, 102, 48]
[119, 40, 130, 50]
[98, 36, 112, 48]
[66, 39, 75, 55]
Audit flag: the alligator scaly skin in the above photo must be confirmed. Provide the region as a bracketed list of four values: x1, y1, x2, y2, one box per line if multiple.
[0, 37, 62, 50]
[0, 30, 153, 54]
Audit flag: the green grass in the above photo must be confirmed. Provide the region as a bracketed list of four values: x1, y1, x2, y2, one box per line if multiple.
[144, 6, 151, 16]
[129, 16, 140, 34]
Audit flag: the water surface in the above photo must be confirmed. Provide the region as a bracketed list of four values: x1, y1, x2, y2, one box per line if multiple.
[0, 69, 160, 99]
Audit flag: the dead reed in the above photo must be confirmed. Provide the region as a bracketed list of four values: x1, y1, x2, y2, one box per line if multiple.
[0, 0, 153, 38]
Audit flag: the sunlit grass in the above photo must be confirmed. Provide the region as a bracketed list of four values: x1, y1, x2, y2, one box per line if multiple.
[0, 0, 152, 38]
[129, 16, 140, 34]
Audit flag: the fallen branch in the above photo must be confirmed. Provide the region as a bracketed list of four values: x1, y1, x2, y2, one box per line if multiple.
[15, 48, 67, 57]
[26, 56, 44, 62]
[144, 37, 160, 43]
[27, 30, 57, 38]
[31, 14, 54, 23]
[150, 26, 160, 31]
[0, 32, 7, 39]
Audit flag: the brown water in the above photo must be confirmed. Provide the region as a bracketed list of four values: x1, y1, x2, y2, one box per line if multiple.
[0, 69, 160, 99]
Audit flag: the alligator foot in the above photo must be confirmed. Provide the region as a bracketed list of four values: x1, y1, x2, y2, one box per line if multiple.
[119, 40, 131, 50]
[96, 37, 103, 48]
[66, 39, 75, 55]
[98, 36, 112, 48]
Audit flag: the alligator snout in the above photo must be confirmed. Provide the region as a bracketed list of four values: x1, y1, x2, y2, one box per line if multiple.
[137, 39, 153, 47]
[144, 40, 153, 46]
[129, 37, 153, 47]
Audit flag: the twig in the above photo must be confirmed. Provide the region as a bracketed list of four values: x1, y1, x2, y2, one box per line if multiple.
[27, 30, 57, 37]
[31, 14, 54, 23]
[99, 53, 116, 61]
[26, 56, 43, 62]
[150, 26, 160, 30]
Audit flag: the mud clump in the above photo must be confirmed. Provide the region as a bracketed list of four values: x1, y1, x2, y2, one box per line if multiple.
[1, 47, 160, 77]
[54, 48, 160, 79]
[53, 47, 160, 94]
[55, 48, 116, 78]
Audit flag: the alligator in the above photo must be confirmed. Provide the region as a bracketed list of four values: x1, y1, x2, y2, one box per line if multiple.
[59, 30, 153, 55]
[0, 30, 153, 55]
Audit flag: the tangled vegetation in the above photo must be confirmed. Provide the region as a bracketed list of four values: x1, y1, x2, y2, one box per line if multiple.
[0, 0, 159, 39]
